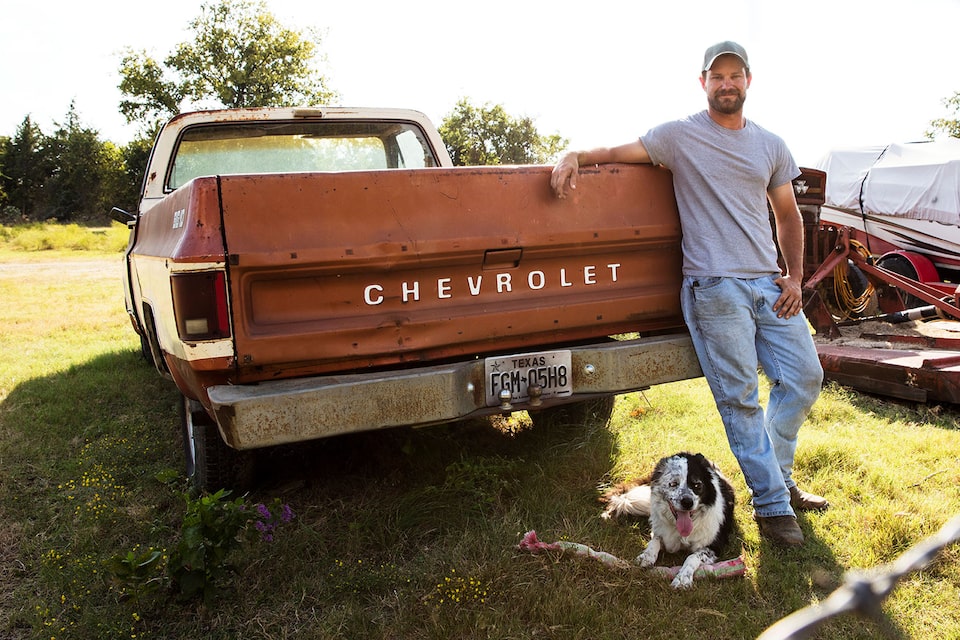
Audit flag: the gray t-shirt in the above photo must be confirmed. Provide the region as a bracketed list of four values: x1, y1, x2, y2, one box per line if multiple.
[641, 110, 799, 278]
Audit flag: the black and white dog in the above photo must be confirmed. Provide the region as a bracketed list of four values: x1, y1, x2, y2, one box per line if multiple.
[601, 452, 735, 589]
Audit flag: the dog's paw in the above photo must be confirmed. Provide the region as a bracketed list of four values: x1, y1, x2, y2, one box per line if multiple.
[670, 571, 695, 590]
[636, 550, 657, 568]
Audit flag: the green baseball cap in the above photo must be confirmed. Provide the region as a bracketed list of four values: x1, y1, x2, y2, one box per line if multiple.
[702, 41, 749, 72]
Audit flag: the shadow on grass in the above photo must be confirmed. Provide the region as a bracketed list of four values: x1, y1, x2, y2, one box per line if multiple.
[1, 344, 619, 503]
[250, 407, 623, 547]
[0, 340, 624, 556]
[0, 349, 181, 517]
[0, 348, 182, 635]
[0, 348, 625, 627]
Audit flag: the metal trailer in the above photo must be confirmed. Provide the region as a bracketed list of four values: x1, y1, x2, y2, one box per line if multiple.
[795, 168, 960, 405]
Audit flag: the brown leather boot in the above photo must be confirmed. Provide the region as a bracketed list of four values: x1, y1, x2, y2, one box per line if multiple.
[755, 514, 804, 547]
[790, 486, 829, 511]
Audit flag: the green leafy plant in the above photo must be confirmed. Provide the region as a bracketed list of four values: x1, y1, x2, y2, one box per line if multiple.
[106, 546, 167, 601]
[166, 490, 293, 605]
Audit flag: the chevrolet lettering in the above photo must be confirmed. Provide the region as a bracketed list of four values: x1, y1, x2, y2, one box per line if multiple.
[363, 263, 622, 305]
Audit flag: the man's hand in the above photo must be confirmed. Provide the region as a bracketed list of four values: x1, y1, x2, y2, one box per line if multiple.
[773, 274, 804, 319]
[550, 142, 649, 198]
[550, 152, 580, 198]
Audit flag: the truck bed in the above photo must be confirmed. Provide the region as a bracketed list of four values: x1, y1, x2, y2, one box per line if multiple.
[217, 163, 685, 380]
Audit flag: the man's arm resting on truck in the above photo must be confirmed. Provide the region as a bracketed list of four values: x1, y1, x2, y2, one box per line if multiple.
[551, 140, 653, 198]
[767, 180, 806, 320]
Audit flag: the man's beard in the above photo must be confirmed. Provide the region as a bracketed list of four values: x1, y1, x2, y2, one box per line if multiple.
[708, 91, 746, 114]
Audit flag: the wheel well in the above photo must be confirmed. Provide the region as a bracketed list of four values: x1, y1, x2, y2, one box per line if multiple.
[140, 304, 171, 377]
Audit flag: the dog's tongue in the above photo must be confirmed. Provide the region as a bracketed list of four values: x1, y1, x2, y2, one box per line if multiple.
[675, 510, 694, 537]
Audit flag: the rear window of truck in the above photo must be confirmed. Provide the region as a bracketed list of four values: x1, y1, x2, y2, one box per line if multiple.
[167, 120, 439, 191]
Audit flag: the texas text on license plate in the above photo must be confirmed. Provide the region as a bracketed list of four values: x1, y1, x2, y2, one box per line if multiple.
[484, 350, 573, 407]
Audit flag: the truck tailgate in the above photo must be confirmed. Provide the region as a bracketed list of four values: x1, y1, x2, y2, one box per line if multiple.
[219, 164, 683, 379]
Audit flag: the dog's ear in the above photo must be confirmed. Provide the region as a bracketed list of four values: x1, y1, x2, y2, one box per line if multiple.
[692, 453, 715, 469]
[697, 453, 720, 473]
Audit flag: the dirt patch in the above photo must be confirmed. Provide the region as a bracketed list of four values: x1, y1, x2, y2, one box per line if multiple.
[0, 256, 122, 280]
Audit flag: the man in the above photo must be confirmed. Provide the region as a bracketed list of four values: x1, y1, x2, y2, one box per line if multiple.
[551, 41, 827, 547]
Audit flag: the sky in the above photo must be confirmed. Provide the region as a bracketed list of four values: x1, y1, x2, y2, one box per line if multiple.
[2, 0, 959, 167]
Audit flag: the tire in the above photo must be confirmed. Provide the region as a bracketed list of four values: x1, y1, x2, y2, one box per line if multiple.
[876, 252, 925, 309]
[180, 396, 254, 492]
[529, 395, 616, 429]
[138, 332, 154, 365]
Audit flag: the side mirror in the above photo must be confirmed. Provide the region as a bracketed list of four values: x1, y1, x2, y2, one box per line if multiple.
[110, 207, 137, 225]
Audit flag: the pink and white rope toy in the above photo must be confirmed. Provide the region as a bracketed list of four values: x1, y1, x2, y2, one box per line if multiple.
[518, 530, 746, 580]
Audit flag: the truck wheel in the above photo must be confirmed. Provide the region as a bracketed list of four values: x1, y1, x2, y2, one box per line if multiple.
[139, 332, 154, 365]
[180, 396, 254, 492]
[529, 395, 616, 429]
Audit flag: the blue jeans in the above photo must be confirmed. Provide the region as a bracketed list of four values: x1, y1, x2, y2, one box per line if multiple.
[681, 276, 823, 518]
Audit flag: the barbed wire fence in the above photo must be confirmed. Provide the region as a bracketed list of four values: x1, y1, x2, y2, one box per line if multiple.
[758, 514, 960, 640]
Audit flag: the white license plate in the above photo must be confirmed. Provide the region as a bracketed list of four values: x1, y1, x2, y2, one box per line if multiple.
[484, 350, 573, 407]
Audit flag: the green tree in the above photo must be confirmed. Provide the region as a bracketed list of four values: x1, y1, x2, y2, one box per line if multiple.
[928, 92, 960, 139]
[118, 0, 338, 132]
[118, 52, 181, 134]
[1, 115, 51, 221]
[438, 98, 568, 166]
[0, 108, 136, 225]
[44, 104, 118, 222]
[110, 136, 155, 215]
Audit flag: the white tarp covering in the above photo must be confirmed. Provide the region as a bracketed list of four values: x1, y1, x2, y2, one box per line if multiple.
[816, 139, 960, 225]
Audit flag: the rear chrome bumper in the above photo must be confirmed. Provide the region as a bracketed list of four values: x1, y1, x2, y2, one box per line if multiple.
[207, 333, 700, 449]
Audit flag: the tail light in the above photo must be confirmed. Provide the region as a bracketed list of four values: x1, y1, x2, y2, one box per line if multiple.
[171, 271, 230, 341]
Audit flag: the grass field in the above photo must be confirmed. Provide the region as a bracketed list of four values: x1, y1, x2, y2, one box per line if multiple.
[1, 224, 959, 639]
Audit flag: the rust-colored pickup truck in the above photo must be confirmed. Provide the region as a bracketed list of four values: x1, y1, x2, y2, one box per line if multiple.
[117, 107, 700, 489]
